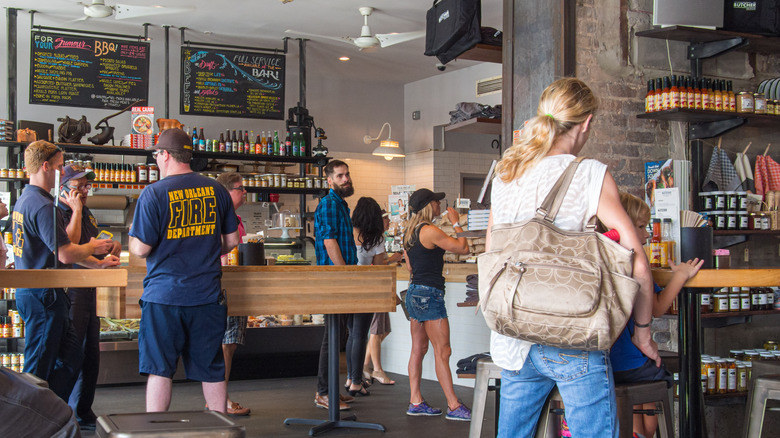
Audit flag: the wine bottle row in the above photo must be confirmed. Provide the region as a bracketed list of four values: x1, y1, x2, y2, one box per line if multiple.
[185, 128, 308, 157]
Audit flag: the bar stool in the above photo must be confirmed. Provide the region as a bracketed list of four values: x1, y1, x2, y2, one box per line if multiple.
[615, 381, 674, 438]
[744, 374, 780, 437]
[533, 387, 564, 438]
[469, 357, 503, 438]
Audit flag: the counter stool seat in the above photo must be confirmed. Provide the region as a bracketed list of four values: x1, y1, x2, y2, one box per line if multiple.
[469, 357, 503, 438]
[615, 380, 673, 438]
[744, 374, 780, 438]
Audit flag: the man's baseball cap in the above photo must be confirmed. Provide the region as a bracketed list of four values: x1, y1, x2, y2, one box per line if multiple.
[148, 128, 192, 151]
[60, 164, 95, 187]
[408, 188, 445, 214]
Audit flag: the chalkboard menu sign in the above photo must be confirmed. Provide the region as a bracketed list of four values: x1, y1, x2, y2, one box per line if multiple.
[30, 31, 150, 110]
[181, 47, 285, 120]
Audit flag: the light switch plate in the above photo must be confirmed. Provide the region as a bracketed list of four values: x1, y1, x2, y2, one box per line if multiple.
[412, 110, 420, 120]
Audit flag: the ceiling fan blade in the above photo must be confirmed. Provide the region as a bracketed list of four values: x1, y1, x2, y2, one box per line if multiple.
[284, 29, 356, 47]
[63, 16, 90, 24]
[375, 30, 425, 48]
[114, 4, 195, 20]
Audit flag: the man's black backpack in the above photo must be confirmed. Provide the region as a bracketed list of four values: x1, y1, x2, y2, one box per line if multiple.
[424, 0, 482, 65]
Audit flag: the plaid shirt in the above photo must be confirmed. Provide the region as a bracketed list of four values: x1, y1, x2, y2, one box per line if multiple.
[314, 189, 357, 265]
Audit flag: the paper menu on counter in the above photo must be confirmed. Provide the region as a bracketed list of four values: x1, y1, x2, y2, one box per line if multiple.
[654, 187, 681, 262]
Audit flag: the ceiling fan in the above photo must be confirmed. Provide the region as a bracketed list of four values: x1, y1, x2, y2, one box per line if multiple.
[77, 0, 194, 20]
[286, 6, 424, 50]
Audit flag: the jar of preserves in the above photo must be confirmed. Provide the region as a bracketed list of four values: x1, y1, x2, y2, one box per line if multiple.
[759, 213, 771, 230]
[712, 191, 727, 210]
[738, 211, 749, 230]
[769, 99, 777, 115]
[736, 92, 754, 113]
[764, 340, 779, 351]
[148, 164, 159, 183]
[729, 289, 741, 312]
[767, 287, 775, 309]
[741, 290, 752, 311]
[758, 288, 769, 310]
[137, 163, 148, 183]
[759, 352, 775, 361]
[737, 191, 748, 211]
[737, 362, 748, 392]
[725, 210, 738, 230]
[716, 359, 729, 394]
[726, 358, 738, 392]
[713, 292, 730, 313]
[306, 177, 314, 189]
[702, 359, 716, 394]
[273, 174, 281, 188]
[754, 93, 767, 114]
[700, 291, 712, 313]
[730, 350, 744, 360]
[0, 169, 8, 178]
[710, 211, 726, 230]
[699, 192, 713, 211]
[744, 351, 759, 362]
[726, 191, 739, 210]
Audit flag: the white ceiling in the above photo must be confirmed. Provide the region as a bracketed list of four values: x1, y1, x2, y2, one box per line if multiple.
[4, 0, 503, 85]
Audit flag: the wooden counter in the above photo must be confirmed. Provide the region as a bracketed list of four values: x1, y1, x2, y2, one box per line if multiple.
[653, 268, 780, 288]
[100, 265, 398, 319]
[394, 262, 477, 283]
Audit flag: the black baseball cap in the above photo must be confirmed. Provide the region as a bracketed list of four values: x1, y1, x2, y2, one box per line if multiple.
[148, 128, 192, 151]
[408, 188, 445, 214]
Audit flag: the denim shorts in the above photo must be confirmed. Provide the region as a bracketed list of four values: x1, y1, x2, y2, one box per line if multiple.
[613, 358, 673, 388]
[406, 283, 447, 322]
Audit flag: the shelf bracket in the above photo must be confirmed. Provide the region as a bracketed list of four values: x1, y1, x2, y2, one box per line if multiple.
[688, 118, 745, 139]
[688, 37, 746, 60]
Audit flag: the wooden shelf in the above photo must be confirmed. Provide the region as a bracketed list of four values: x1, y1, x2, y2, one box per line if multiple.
[714, 229, 780, 236]
[652, 268, 780, 288]
[245, 187, 327, 196]
[456, 43, 502, 63]
[635, 26, 780, 54]
[637, 109, 778, 128]
[702, 309, 780, 318]
[444, 118, 501, 135]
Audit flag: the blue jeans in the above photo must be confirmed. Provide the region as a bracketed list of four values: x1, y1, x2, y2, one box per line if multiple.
[345, 313, 373, 384]
[16, 288, 83, 401]
[67, 287, 100, 422]
[498, 345, 618, 438]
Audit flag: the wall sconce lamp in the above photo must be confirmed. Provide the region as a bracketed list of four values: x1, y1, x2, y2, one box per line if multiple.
[363, 122, 405, 160]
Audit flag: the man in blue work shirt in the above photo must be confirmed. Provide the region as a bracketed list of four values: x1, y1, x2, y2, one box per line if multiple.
[12, 140, 118, 401]
[129, 128, 240, 414]
[313, 159, 357, 411]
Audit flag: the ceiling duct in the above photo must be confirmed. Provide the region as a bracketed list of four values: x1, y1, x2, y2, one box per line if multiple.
[476, 75, 502, 97]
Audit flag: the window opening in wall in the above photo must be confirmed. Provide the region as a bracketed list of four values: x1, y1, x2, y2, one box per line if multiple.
[461, 173, 487, 207]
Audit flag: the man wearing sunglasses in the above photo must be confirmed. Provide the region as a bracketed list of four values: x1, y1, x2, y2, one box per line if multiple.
[129, 128, 240, 414]
[58, 163, 122, 429]
[12, 140, 118, 401]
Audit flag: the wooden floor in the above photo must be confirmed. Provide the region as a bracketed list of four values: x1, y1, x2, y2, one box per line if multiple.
[83, 371, 495, 437]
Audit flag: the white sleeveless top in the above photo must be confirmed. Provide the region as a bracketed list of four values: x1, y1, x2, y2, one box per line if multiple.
[488, 154, 607, 370]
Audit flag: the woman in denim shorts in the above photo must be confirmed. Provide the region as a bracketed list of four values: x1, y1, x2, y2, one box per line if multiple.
[402, 188, 471, 421]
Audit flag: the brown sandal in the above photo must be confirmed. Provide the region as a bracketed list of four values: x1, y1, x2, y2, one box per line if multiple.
[371, 370, 395, 385]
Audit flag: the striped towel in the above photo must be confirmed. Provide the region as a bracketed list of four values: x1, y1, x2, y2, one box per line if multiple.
[755, 155, 780, 195]
[734, 152, 755, 192]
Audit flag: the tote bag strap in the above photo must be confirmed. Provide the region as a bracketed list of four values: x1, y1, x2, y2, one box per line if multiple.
[536, 156, 586, 223]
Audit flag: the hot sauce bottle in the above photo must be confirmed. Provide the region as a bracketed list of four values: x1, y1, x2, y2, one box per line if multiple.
[727, 80, 736, 112]
[661, 76, 671, 111]
[669, 75, 680, 109]
[694, 78, 703, 110]
[645, 80, 655, 113]
[654, 78, 663, 112]
[686, 76, 695, 109]
[714, 80, 724, 111]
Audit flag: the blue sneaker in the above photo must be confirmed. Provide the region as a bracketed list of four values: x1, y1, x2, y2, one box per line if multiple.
[406, 400, 442, 416]
[445, 402, 471, 421]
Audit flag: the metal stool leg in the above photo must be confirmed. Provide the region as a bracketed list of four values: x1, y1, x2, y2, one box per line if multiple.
[469, 360, 493, 438]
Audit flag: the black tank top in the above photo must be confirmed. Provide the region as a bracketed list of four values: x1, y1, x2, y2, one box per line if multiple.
[407, 224, 445, 290]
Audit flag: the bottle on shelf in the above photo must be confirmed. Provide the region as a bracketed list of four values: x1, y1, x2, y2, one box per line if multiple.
[198, 128, 206, 151]
[650, 218, 662, 268]
[727, 80, 736, 112]
[653, 78, 663, 112]
[255, 133, 262, 155]
[669, 75, 680, 109]
[645, 80, 654, 113]
[237, 130, 244, 154]
[244, 131, 251, 154]
[284, 130, 292, 157]
[273, 130, 280, 156]
[292, 132, 300, 157]
[225, 129, 232, 153]
[192, 127, 198, 147]
[702, 78, 711, 110]
[686, 76, 695, 109]
[661, 76, 671, 111]
[714, 80, 723, 112]
[299, 132, 307, 157]
[261, 131, 268, 155]
[694, 78, 703, 110]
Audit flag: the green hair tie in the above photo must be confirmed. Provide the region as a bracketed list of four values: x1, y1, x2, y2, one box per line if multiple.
[545, 113, 555, 120]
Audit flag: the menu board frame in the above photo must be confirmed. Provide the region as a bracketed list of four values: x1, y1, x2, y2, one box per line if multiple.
[180, 46, 286, 120]
[29, 31, 150, 110]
